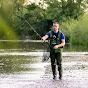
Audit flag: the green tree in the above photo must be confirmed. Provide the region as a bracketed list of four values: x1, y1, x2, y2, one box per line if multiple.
[17, 3, 53, 39]
[60, 14, 88, 45]
[44, 0, 88, 22]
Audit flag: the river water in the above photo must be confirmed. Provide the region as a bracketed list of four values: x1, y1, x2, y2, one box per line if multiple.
[0, 40, 88, 88]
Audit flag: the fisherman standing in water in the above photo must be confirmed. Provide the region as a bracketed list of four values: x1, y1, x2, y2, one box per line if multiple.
[41, 22, 65, 80]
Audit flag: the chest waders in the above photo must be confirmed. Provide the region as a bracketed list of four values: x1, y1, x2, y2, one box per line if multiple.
[49, 31, 63, 79]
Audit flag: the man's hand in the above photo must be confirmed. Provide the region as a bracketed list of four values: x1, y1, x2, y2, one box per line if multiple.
[53, 39, 65, 49]
[41, 38, 45, 43]
[41, 35, 48, 43]
[53, 45, 59, 49]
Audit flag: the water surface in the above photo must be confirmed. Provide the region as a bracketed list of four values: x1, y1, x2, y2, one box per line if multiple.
[0, 40, 88, 82]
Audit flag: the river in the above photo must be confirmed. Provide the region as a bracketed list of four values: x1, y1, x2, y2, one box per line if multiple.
[0, 40, 88, 88]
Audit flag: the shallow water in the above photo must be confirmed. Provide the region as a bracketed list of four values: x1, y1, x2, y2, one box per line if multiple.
[0, 40, 88, 88]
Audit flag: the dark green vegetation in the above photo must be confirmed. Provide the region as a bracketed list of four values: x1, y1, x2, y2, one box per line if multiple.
[0, 0, 88, 45]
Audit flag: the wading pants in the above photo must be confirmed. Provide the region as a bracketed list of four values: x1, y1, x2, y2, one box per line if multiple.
[50, 52, 62, 77]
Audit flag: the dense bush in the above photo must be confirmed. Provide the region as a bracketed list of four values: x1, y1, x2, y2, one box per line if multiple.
[60, 14, 88, 45]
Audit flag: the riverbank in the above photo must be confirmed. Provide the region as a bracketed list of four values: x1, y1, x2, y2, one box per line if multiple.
[0, 55, 88, 88]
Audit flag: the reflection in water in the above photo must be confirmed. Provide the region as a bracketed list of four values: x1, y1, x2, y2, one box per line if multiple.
[0, 41, 88, 74]
[64, 44, 88, 52]
[0, 41, 88, 80]
[0, 41, 88, 51]
[0, 41, 45, 51]
[0, 41, 88, 88]
[0, 41, 46, 78]
[0, 55, 42, 74]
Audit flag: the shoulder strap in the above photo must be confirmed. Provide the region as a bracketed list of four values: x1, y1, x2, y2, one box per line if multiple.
[49, 30, 61, 39]
[49, 31, 52, 38]
[58, 31, 61, 39]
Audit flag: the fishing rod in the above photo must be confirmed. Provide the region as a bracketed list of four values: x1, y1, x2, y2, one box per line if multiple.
[25, 20, 42, 39]
[15, 18, 50, 61]
[25, 20, 50, 62]
[24, 20, 50, 61]
[16, 15, 42, 39]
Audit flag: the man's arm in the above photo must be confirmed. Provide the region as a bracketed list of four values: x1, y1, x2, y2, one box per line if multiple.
[53, 39, 65, 49]
[41, 35, 49, 41]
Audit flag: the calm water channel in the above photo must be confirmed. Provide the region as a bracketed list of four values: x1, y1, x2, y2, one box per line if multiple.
[0, 40, 88, 87]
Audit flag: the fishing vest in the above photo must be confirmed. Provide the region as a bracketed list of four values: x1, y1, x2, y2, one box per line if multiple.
[49, 31, 62, 53]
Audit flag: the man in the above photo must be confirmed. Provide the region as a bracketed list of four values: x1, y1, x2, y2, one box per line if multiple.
[41, 22, 65, 80]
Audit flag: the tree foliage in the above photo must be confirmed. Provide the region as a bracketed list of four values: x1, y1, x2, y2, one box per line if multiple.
[44, 0, 88, 22]
[60, 14, 88, 45]
[17, 3, 53, 39]
[0, 0, 88, 44]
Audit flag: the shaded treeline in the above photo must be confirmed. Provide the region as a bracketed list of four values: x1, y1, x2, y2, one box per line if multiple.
[0, 0, 88, 45]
